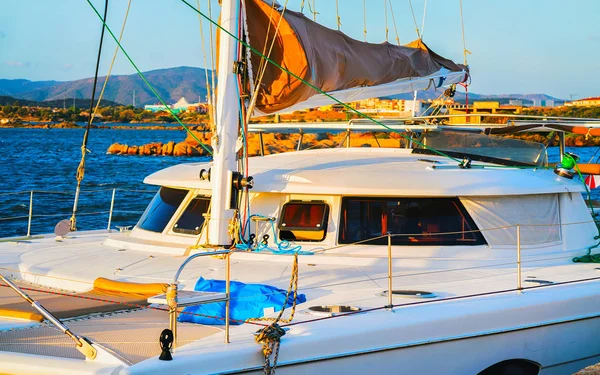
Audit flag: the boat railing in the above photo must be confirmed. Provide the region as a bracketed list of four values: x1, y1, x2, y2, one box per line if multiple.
[0, 188, 156, 239]
[1, 218, 599, 361]
[156, 219, 600, 356]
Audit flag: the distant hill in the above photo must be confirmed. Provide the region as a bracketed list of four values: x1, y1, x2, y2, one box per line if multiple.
[1, 66, 565, 107]
[0, 66, 210, 107]
[387, 90, 564, 105]
[0, 79, 58, 97]
[0, 95, 121, 108]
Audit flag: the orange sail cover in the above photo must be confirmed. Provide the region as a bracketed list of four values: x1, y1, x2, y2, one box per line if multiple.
[245, 0, 467, 114]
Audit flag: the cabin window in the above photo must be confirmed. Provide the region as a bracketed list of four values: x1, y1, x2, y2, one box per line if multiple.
[461, 194, 561, 247]
[278, 201, 329, 242]
[137, 187, 188, 233]
[173, 196, 211, 235]
[339, 197, 485, 246]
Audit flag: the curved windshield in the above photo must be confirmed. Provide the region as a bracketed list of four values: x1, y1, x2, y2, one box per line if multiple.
[137, 187, 188, 233]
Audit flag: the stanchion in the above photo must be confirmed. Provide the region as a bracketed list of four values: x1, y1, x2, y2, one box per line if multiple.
[387, 232, 393, 309]
[26, 191, 33, 237]
[517, 224, 522, 293]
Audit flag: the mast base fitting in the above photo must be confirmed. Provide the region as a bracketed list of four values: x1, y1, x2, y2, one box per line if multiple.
[199, 168, 211, 181]
[232, 172, 254, 190]
[554, 166, 575, 179]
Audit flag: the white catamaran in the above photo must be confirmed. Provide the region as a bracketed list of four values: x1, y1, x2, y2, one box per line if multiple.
[1, 1, 600, 374]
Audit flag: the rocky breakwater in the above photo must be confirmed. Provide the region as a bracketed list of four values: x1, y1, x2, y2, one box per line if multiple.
[107, 130, 409, 157]
[107, 130, 213, 156]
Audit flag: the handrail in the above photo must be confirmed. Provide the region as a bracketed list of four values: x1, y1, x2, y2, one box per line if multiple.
[0, 187, 153, 238]
[167, 249, 232, 348]
[172, 249, 230, 284]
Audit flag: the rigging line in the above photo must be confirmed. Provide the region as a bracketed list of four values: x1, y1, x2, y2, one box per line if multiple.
[335, 0, 341, 31]
[383, 0, 389, 42]
[363, 0, 367, 42]
[91, 0, 132, 124]
[420, 0, 428, 39]
[85, 0, 213, 156]
[196, 0, 215, 129]
[388, 0, 400, 45]
[407, 0, 421, 39]
[179, 0, 462, 163]
[252, 0, 278, 94]
[308, 0, 317, 21]
[246, 0, 290, 126]
[459, 0, 470, 66]
[208, 0, 217, 129]
[70, 0, 109, 232]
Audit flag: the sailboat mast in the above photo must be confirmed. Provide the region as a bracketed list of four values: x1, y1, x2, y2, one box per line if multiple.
[208, 0, 241, 245]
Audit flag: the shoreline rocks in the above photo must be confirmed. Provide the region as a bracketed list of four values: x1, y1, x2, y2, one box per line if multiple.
[107, 131, 214, 157]
[106, 131, 407, 157]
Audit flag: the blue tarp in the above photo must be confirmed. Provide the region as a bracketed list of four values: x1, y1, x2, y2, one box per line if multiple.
[178, 277, 306, 325]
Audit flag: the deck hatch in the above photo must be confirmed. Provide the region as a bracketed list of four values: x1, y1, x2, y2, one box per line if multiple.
[379, 290, 437, 299]
[306, 305, 361, 317]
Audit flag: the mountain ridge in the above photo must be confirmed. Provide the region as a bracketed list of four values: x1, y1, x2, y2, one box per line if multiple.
[0, 66, 565, 106]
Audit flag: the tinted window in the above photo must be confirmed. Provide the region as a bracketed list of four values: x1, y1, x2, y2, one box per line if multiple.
[339, 197, 485, 246]
[137, 187, 188, 233]
[279, 202, 329, 242]
[173, 196, 210, 235]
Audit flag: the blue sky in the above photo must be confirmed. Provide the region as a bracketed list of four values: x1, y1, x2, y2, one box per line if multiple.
[0, 0, 599, 99]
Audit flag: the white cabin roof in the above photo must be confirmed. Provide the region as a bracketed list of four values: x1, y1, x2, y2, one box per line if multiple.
[144, 148, 585, 196]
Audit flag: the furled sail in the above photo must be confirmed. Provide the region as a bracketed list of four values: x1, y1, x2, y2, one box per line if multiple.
[245, 0, 468, 116]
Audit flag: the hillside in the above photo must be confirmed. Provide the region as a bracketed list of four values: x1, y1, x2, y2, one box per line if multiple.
[0, 95, 121, 108]
[1, 66, 565, 107]
[0, 66, 210, 107]
[388, 90, 564, 105]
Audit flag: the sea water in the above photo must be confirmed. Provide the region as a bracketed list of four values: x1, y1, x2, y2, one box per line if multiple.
[0, 127, 205, 237]
[0, 127, 597, 238]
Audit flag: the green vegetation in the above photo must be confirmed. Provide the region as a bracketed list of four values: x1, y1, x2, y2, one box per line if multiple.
[0, 102, 210, 125]
[523, 106, 600, 119]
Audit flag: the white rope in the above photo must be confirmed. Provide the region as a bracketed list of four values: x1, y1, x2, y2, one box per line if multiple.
[207, 0, 217, 129]
[388, 0, 400, 45]
[245, 0, 290, 124]
[459, 0, 471, 65]
[196, 0, 215, 128]
[407, 0, 421, 39]
[91, 0, 132, 122]
[363, 0, 367, 42]
[335, 0, 341, 31]
[420, 0, 428, 39]
[383, 0, 389, 42]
